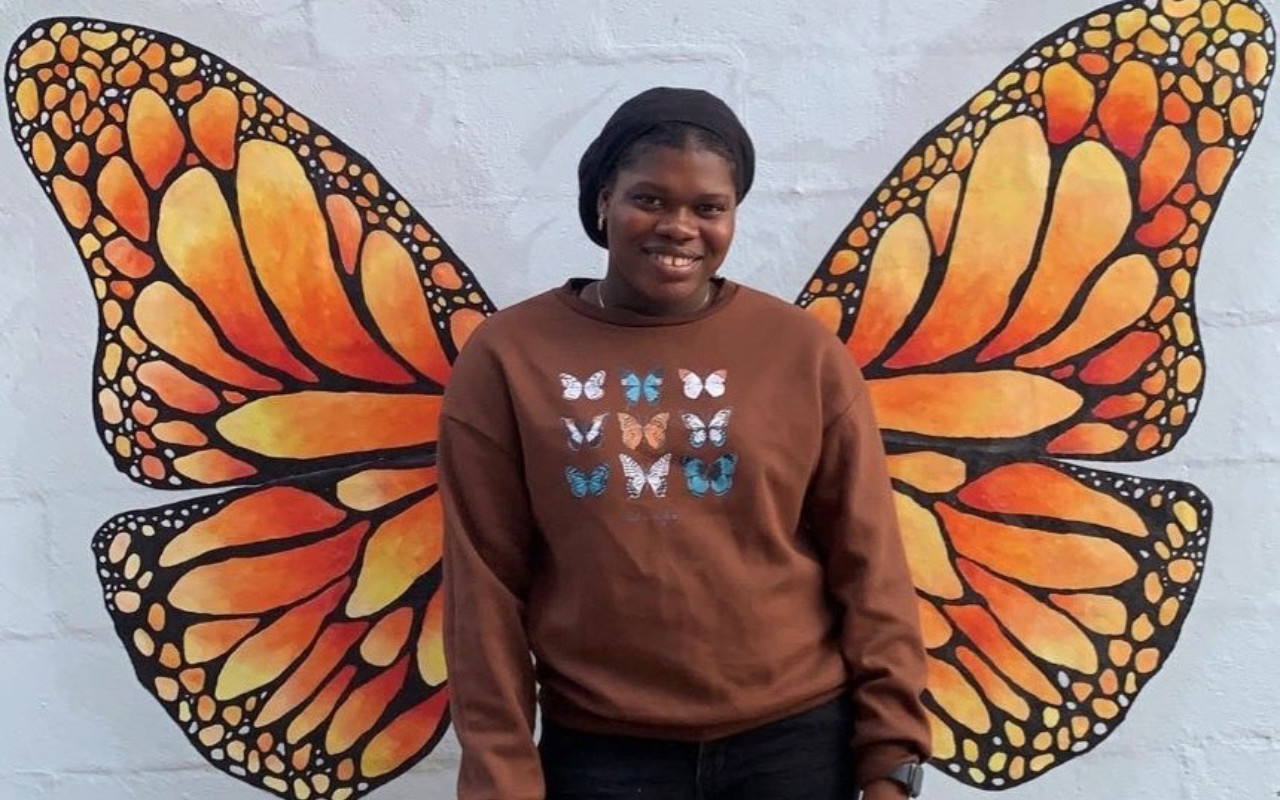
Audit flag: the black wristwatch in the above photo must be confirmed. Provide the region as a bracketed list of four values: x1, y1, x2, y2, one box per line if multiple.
[886, 761, 924, 797]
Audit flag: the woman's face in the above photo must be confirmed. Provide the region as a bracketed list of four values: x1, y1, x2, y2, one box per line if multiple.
[597, 144, 737, 316]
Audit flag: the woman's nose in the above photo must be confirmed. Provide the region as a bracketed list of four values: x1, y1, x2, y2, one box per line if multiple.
[655, 207, 696, 239]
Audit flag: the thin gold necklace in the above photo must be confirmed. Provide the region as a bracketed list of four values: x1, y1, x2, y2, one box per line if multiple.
[591, 280, 715, 312]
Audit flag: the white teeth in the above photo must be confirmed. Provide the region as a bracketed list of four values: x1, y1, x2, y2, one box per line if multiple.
[652, 253, 696, 268]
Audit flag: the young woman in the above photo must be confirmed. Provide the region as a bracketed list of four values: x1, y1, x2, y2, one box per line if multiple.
[439, 87, 931, 800]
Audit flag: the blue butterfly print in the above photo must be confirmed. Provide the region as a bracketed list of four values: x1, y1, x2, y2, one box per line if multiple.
[682, 454, 738, 498]
[620, 369, 663, 405]
[565, 464, 610, 498]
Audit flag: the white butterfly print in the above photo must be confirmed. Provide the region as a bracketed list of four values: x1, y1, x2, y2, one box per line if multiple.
[681, 409, 733, 449]
[678, 368, 727, 399]
[562, 414, 607, 450]
[617, 453, 672, 499]
[560, 370, 606, 401]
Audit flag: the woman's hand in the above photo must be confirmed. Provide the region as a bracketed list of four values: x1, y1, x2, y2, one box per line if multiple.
[860, 778, 910, 800]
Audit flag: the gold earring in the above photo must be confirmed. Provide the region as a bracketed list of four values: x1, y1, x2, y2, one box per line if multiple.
[597, 213, 605, 231]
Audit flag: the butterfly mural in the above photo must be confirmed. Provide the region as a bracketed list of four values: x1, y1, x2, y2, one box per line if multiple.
[2, 1, 1272, 798]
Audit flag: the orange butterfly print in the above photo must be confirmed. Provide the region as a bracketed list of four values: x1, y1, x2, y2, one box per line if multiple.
[797, 0, 1273, 788]
[617, 411, 671, 450]
[3, 1, 1273, 797]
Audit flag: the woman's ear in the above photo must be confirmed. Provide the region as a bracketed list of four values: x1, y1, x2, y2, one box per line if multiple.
[596, 189, 611, 232]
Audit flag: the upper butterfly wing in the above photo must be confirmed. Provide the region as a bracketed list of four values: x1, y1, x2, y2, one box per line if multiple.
[794, 0, 1272, 788]
[799, 0, 1273, 462]
[6, 17, 492, 489]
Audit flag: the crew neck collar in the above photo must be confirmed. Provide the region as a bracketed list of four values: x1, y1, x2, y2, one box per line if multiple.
[556, 277, 738, 327]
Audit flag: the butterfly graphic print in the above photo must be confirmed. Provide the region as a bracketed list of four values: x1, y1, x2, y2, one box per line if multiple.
[4, 1, 1273, 796]
[620, 369, 663, 405]
[565, 464, 610, 498]
[682, 454, 738, 498]
[682, 409, 733, 449]
[617, 453, 673, 499]
[563, 414, 608, 450]
[560, 370, 606, 401]
[678, 368, 727, 399]
[617, 412, 670, 451]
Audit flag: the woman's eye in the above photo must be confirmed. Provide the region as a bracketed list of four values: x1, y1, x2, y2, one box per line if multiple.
[699, 204, 726, 216]
[632, 194, 660, 208]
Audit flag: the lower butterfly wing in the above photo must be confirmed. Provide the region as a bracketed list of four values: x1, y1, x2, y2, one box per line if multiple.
[6, 18, 492, 489]
[94, 465, 450, 798]
[798, 0, 1273, 462]
[887, 453, 1208, 788]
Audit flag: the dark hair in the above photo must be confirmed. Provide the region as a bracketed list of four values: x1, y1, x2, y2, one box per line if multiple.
[601, 122, 739, 194]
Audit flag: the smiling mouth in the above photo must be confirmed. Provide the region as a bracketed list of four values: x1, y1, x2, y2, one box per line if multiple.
[644, 250, 702, 270]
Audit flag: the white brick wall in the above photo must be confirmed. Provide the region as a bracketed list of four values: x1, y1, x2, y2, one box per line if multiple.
[2, 0, 1278, 798]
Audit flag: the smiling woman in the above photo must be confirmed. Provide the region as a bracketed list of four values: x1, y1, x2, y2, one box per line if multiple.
[595, 142, 736, 315]
[5, 1, 1276, 798]
[439, 86, 931, 800]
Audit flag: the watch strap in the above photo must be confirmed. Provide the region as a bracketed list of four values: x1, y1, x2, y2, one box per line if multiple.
[887, 761, 924, 797]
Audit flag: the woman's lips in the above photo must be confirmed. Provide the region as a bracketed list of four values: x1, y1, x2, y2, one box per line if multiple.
[644, 249, 702, 276]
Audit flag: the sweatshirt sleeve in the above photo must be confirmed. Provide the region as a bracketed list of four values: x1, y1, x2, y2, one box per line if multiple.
[440, 413, 545, 800]
[805, 381, 933, 787]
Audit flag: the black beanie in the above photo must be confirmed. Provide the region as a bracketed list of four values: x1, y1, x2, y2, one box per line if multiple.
[577, 87, 755, 248]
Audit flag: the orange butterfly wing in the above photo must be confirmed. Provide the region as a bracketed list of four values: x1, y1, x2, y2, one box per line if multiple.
[796, 0, 1272, 788]
[802, 1, 1272, 461]
[886, 451, 1209, 786]
[7, 16, 491, 798]
[7, 17, 490, 489]
[94, 467, 450, 796]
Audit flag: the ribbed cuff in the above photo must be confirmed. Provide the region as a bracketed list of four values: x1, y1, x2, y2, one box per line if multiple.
[854, 743, 919, 788]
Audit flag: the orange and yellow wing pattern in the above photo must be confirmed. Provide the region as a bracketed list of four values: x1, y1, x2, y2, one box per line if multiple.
[885, 452, 1209, 787]
[803, 0, 1273, 461]
[6, 17, 491, 798]
[797, 0, 1272, 788]
[94, 467, 449, 798]
[6, 17, 489, 489]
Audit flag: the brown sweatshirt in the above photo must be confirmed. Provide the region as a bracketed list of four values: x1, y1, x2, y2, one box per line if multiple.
[440, 279, 930, 799]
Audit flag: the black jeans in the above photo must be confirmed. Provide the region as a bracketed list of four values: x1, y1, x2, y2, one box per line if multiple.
[538, 697, 854, 799]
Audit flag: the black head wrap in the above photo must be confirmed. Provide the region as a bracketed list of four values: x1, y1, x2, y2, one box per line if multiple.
[577, 87, 755, 248]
